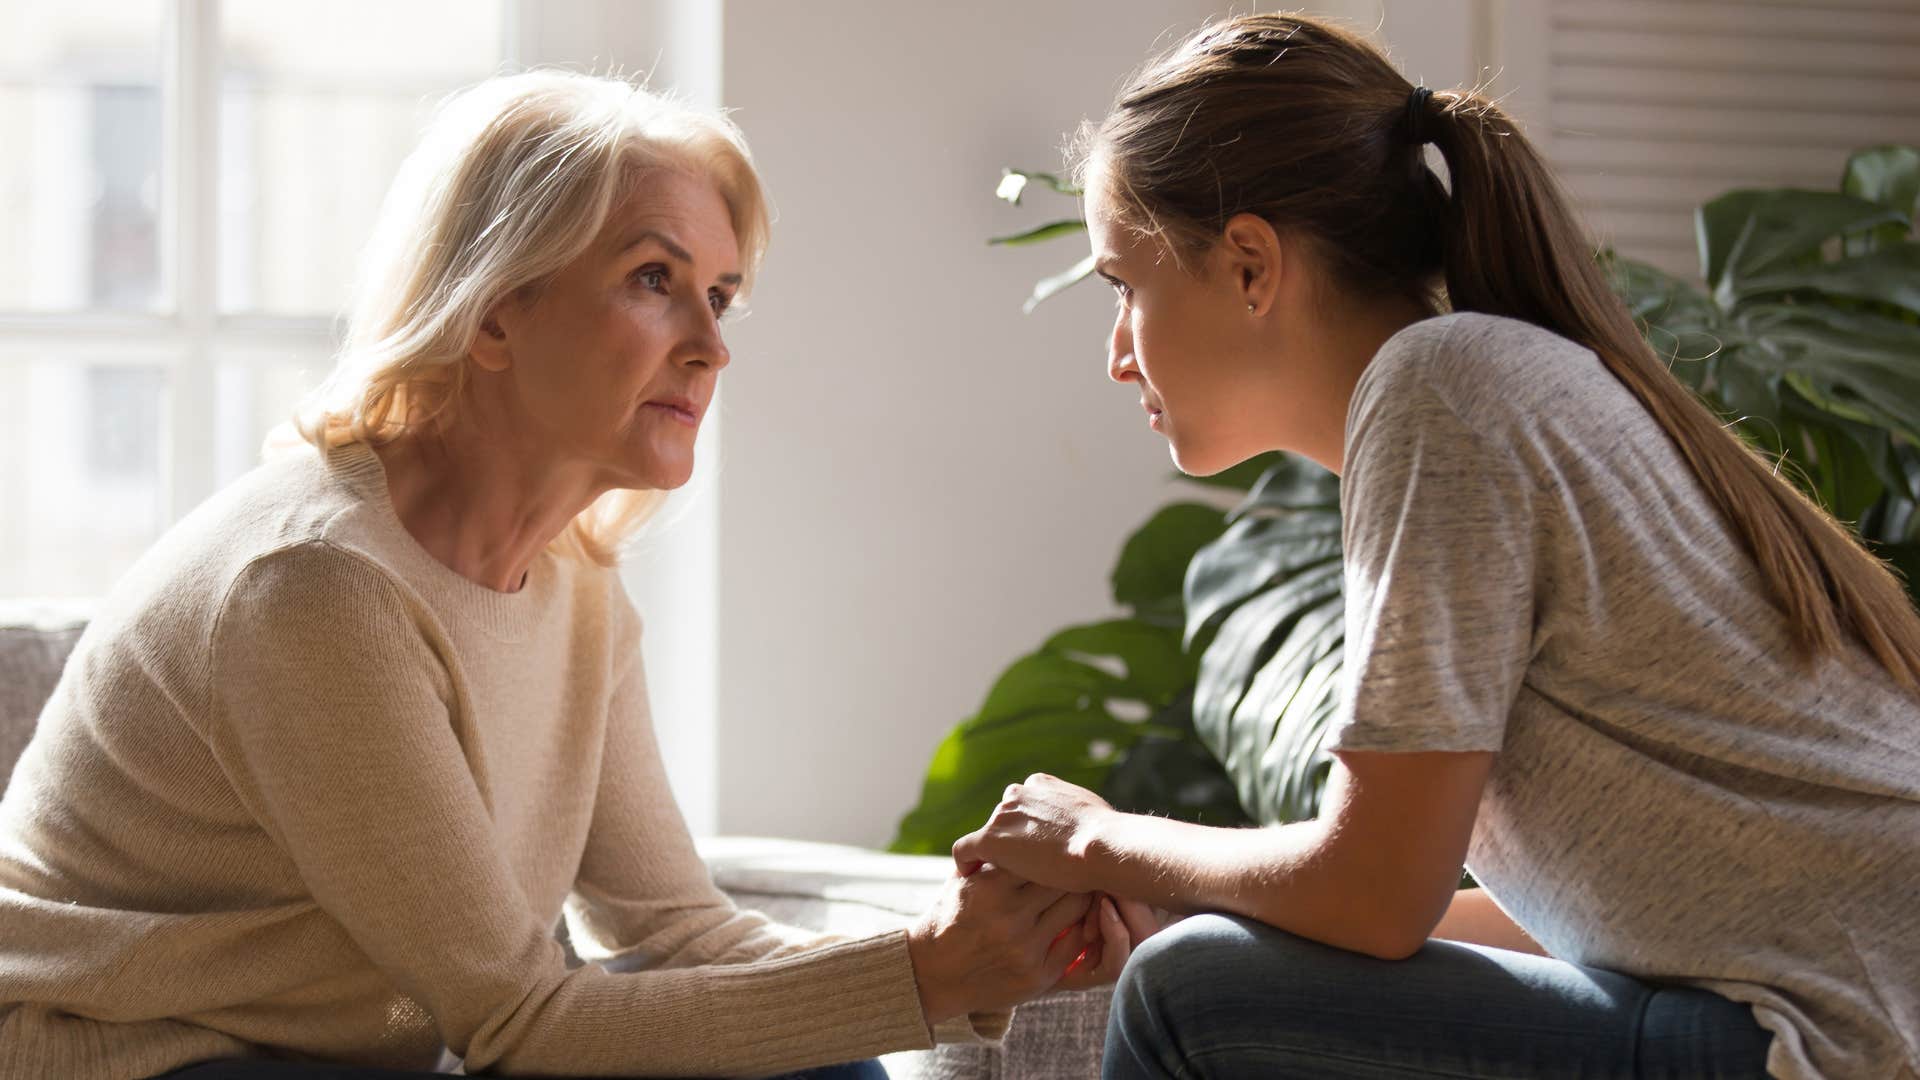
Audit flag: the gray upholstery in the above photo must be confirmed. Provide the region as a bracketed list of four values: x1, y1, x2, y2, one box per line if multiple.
[0, 604, 89, 794]
[0, 609, 1110, 1078]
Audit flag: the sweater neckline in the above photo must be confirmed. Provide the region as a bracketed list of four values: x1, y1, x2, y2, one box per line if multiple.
[317, 440, 562, 643]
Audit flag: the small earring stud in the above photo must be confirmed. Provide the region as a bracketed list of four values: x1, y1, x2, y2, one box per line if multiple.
[1247, 303, 1256, 313]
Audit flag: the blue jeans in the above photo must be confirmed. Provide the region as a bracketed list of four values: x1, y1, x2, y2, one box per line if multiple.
[154, 1057, 888, 1079]
[1104, 913, 1772, 1079]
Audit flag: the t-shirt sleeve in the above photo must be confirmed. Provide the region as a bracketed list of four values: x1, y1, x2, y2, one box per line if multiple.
[204, 542, 939, 1077]
[1327, 361, 1541, 754]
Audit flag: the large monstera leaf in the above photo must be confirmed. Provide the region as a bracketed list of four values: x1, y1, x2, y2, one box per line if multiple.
[887, 617, 1198, 854]
[888, 499, 1248, 854]
[1184, 457, 1346, 825]
[1609, 144, 1920, 569]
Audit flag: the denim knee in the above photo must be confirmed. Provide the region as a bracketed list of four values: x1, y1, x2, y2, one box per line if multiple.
[1113, 914, 1389, 1046]
[1112, 914, 1258, 1032]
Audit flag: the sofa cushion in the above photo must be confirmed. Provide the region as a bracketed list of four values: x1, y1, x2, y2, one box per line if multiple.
[0, 603, 89, 794]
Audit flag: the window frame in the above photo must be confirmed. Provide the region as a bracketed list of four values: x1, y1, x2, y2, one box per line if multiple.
[0, 0, 526, 524]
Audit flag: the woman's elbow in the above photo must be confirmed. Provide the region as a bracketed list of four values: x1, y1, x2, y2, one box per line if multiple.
[1305, 874, 1451, 961]
[1354, 924, 1431, 961]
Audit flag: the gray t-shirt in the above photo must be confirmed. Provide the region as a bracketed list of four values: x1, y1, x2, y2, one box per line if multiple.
[1327, 312, 1920, 1080]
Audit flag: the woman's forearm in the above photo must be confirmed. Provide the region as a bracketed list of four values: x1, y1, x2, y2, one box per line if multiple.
[957, 757, 1489, 960]
[1080, 811, 1426, 958]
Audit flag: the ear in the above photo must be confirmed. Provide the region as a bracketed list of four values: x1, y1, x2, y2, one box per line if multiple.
[469, 299, 516, 374]
[1218, 212, 1283, 317]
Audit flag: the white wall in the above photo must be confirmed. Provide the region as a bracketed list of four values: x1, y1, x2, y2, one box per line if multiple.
[710, 1, 1232, 845]
[704, 1, 1529, 846]
[588, 1, 1514, 847]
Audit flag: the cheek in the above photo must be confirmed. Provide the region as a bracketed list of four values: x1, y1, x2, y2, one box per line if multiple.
[596, 306, 671, 390]
[1133, 304, 1212, 402]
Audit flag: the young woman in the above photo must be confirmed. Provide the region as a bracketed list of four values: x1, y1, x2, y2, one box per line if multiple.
[952, 14, 1920, 1080]
[0, 71, 1133, 1080]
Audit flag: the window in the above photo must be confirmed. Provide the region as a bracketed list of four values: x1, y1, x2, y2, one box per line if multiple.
[0, 0, 723, 832]
[0, 0, 506, 597]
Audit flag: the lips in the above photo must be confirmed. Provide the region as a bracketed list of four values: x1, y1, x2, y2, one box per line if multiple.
[643, 394, 702, 424]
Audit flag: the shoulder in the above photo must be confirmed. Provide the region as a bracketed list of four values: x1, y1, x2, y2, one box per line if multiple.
[110, 446, 365, 603]
[1365, 313, 1593, 411]
[71, 448, 383, 660]
[1348, 312, 1616, 448]
[213, 540, 418, 649]
[228, 538, 403, 599]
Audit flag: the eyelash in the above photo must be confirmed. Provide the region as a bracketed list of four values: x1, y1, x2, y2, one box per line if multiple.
[632, 263, 734, 318]
[1100, 273, 1132, 304]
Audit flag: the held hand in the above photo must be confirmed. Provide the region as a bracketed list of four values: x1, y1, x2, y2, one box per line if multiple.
[1049, 893, 1171, 991]
[951, 773, 1117, 893]
[905, 865, 1095, 1025]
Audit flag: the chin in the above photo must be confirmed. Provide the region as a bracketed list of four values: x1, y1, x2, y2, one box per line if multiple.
[1167, 440, 1237, 479]
[650, 467, 695, 491]
[621, 459, 695, 492]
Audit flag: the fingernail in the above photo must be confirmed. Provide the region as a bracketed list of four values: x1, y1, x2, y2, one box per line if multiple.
[1103, 898, 1118, 920]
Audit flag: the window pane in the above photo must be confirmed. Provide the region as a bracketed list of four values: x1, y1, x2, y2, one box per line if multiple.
[219, 2, 505, 317]
[0, 2, 165, 313]
[0, 357, 168, 598]
[213, 352, 327, 488]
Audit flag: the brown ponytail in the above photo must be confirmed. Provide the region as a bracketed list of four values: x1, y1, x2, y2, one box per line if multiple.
[1081, 13, 1920, 688]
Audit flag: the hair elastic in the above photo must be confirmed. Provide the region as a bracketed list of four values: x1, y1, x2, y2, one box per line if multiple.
[1405, 86, 1436, 146]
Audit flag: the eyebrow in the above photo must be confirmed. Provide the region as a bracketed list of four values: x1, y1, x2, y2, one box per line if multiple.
[620, 229, 744, 287]
[1091, 254, 1120, 276]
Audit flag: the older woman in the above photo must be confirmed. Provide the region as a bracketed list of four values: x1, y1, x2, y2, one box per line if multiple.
[0, 72, 1142, 1080]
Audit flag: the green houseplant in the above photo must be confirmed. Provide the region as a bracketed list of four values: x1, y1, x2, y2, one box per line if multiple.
[890, 146, 1920, 854]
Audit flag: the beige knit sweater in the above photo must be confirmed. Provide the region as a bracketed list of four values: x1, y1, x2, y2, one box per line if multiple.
[0, 441, 992, 1079]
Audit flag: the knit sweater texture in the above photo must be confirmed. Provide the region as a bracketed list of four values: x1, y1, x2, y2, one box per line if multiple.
[0, 441, 990, 1078]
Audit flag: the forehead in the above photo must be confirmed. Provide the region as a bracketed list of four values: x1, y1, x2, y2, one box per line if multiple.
[600, 169, 739, 264]
[1083, 183, 1145, 269]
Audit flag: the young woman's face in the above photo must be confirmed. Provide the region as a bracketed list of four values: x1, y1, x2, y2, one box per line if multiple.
[1085, 176, 1278, 477]
[485, 169, 740, 491]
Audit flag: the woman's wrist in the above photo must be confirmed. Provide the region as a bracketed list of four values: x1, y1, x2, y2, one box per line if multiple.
[904, 920, 963, 1026]
[1074, 811, 1229, 913]
[1070, 806, 1131, 891]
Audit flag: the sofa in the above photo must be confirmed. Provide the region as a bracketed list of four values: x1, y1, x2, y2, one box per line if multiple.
[0, 604, 1111, 1079]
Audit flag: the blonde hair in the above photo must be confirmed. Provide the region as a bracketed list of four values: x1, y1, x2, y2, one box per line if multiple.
[290, 69, 769, 566]
[1082, 13, 1920, 688]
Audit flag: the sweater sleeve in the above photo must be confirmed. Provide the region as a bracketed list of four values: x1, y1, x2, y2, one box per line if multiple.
[564, 596, 867, 970]
[565, 590, 1012, 1045]
[203, 542, 935, 1077]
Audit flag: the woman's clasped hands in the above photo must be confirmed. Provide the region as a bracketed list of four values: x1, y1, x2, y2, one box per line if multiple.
[905, 773, 1171, 1026]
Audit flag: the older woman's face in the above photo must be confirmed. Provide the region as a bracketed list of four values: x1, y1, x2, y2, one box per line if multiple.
[486, 169, 740, 491]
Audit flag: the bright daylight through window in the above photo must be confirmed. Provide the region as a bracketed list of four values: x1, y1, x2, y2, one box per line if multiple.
[0, 1, 504, 598]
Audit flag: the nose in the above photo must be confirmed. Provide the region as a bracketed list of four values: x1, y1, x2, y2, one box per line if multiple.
[677, 303, 731, 372]
[1107, 309, 1136, 385]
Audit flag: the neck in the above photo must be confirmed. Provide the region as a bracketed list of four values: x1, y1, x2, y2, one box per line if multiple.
[1273, 292, 1433, 475]
[372, 419, 605, 594]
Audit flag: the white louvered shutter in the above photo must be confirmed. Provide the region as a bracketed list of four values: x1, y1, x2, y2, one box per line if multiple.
[1544, 0, 1920, 280]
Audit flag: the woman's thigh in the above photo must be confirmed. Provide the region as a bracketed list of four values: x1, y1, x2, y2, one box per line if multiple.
[154, 1057, 889, 1079]
[1104, 913, 1771, 1080]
